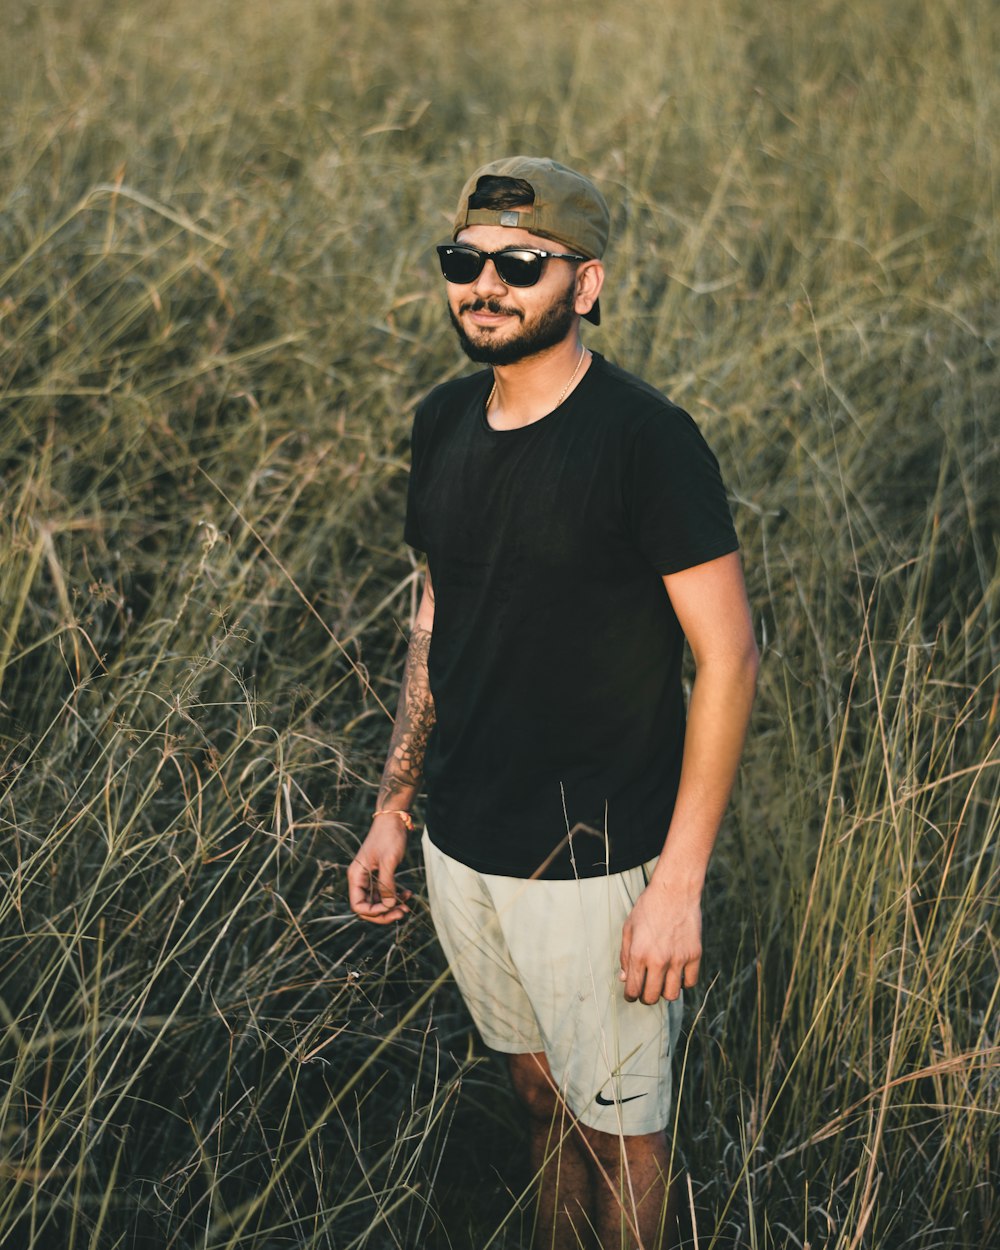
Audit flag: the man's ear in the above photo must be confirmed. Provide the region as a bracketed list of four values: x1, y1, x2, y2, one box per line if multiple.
[575, 260, 605, 319]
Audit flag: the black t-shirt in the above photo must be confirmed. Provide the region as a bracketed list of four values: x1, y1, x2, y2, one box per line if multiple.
[405, 353, 738, 879]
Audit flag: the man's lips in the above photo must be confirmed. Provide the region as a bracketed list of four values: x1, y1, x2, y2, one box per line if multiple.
[467, 310, 511, 327]
[461, 300, 522, 327]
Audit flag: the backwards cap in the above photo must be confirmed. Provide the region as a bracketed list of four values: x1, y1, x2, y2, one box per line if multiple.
[452, 156, 610, 324]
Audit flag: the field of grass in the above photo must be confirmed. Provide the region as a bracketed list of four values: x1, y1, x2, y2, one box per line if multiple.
[1, 0, 997, 1246]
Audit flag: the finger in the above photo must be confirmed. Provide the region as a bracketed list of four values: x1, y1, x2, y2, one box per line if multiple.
[351, 884, 411, 922]
[624, 970, 645, 1003]
[347, 861, 375, 914]
[354, 901, 408, 925]
[368, 885, 413, 909]
[683, 957, 700, 989]
[374, 865, 399, 907]
[619, 924, 632, 980]
[661, 968, 683, 1002]
[375, 889, 413, 912]
[623, 962, 646, 1003]
[641, 965, 667, 1006]
[348, 863, 411, 915]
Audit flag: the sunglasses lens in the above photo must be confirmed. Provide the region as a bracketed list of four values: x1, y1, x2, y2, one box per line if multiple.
[494, 251, 544, 286]
[438, 247, 484, 284]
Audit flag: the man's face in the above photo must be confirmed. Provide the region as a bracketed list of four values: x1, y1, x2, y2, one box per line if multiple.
[445, 223, 582, 366]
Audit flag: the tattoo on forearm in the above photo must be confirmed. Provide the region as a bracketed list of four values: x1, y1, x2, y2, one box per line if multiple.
[378, 625, 435, 808]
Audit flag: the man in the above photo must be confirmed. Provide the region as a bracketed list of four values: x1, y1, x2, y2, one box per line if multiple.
[347, 156, 759, 1249]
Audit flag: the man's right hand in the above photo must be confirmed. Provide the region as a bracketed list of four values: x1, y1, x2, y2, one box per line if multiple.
[347, 814, 413, 923]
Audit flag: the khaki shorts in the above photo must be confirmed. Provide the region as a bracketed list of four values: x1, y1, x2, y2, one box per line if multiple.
[422, 830, 683, 1135]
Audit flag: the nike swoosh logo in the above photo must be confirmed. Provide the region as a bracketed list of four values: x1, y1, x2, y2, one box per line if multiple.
[595, 1091, 648, 1106]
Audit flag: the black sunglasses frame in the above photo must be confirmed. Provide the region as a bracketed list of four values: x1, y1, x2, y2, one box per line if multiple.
[436, 243, 588, 288]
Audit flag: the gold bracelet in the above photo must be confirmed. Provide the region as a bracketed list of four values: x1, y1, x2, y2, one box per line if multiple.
[373, 809, 414, 832]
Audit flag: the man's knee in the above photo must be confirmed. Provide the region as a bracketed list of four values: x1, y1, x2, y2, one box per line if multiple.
[577, 1123, 668, 1170]
[508, 1051, 563, 1122]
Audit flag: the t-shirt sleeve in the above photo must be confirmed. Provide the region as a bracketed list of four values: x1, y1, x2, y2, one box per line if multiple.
[403, 405, 427, 552]
[626, 404, 739, 575]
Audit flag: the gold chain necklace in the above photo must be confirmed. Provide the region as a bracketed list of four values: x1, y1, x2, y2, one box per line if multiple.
[485, 347, 588, 416]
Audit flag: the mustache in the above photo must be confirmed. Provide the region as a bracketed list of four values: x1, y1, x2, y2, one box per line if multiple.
[460, 298, 523, 320]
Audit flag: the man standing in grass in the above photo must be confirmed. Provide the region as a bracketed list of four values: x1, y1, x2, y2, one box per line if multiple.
[348, 157, 759, 1249]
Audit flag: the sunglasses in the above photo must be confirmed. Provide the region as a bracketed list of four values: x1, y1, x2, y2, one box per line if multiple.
[436, 243, 588, 288]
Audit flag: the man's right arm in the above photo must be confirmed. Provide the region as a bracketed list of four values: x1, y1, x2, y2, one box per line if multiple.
[347, 571, 435, 924]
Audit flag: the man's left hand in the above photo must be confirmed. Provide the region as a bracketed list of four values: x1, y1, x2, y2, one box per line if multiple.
[619, 878, 702, 1004]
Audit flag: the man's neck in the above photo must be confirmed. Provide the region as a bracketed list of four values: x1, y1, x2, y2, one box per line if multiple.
[487, 336, 591, 431]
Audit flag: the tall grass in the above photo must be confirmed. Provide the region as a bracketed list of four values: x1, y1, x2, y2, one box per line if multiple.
[1, 0, 997, 1245]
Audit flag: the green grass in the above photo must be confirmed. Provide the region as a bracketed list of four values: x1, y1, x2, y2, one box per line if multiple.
[1, 0, 997, 1245]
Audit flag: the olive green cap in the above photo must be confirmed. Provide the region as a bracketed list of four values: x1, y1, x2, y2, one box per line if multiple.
[452, 156, 609, 325]
[452, 156, 610, 259]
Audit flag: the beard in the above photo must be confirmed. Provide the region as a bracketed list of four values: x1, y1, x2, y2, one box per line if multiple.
[448, 282, 578, 366]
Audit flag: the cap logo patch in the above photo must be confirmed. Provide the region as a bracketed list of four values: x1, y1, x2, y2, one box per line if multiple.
[499, 210, 520, 226]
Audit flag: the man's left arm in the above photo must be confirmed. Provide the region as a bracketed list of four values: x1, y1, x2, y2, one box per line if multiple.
[620, 550, 759, 1005]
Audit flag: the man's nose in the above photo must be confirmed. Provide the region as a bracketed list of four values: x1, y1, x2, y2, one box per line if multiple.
[471, 257, 508, 298]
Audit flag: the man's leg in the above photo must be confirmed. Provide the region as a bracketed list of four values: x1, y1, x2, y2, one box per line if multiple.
[508, 1052, 595, 1250]
[577, 1124, 683, 1250]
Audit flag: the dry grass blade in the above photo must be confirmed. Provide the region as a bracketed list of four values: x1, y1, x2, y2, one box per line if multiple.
[0, 0, 997, 1246]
